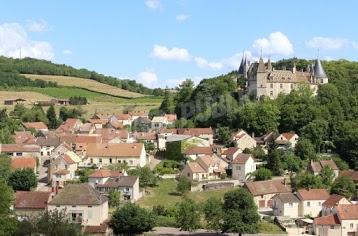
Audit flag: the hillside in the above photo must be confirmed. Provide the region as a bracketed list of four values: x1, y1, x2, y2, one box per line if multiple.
[23, 74, 145, 98]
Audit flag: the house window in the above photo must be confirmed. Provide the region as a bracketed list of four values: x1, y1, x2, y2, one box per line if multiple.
[47, 151, 50, 156]
[187, 173, 190, 177]
[41, 152, 44, 156]
[236, 166, 241, 170]
[307, 202, 311, 207]
[290, 84, 293, 89]
[321, 79, 324, 83]
[88, 210, 92, 219]
[109, 158, 112, 164]
[125, 187, 130, 192]
[71, 213, 83, 223]
[56, 174, 61, 178]
[270, 91, 273, 96]
[270, 83, 273, 88]
[99, 158, 102, 163]
[288, 203, 293, 207]
[65, 165, 68, 170]
[129, 160, 133, 165]
[90, 158, 93, 163]
[350, 223, 353, 228]
[280, 84, 283, 89]
[55, 165, 58, 170]
[16, 152, 22, 156]
[318, 202, 321, 206]
[118, 160, 121, 163]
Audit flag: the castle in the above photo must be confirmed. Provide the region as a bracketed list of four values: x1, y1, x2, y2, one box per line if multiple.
[238, 55, 329, 99]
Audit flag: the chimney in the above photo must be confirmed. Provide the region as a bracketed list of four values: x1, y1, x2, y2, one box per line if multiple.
[283, 178, 287, 185]
[252, 133, 255, 138]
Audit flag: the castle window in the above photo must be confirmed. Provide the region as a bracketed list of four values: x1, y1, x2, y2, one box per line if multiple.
[321, 79, 324, 83]
[280, 84, 283, 89]
[270, 83, 273, 88]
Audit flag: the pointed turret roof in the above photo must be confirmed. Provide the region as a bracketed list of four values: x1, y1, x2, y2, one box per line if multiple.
[267, 58, 272, 71]
[238, 54, 245, 75]
[314, 58, 327, 78]
[257, 56, 266, 73]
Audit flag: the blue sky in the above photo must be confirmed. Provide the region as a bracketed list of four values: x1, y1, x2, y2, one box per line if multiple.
[0, 0, 357, 88]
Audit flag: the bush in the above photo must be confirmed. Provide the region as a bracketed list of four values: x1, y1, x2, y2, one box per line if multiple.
[156, 216, 177, 227]
[220, 173, 227, 179]
[164, 204, 179, 217]
[153, 204, 166, 216]
[262, 216, 275, 224]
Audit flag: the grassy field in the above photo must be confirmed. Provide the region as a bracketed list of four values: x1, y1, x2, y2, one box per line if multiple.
[23, 74, 147, 98]
[0, 89, 162, 119]
[137, 179, 233, 208]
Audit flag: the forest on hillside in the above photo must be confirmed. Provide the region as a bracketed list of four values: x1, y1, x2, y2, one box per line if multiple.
[0, 56, 159, 95]
[156, 59, 358, 169]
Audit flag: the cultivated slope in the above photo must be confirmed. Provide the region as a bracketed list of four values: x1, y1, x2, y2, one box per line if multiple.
[23, 74, 146, 98]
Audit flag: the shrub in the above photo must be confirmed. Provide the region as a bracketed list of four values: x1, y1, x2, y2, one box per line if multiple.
[220, 173, 227, 179]
[156, 216, 177, 227]
[153, 204, 166, 216]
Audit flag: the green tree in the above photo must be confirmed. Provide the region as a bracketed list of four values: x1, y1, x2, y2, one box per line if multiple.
[282, 154, 304, 173]
[108, 189, 121, 207]
[252, 168, 272, 181]
[295, 138, 316, 160]
[46, 105, 58, 129]
[176, 198, 201, 234]
[8, 168, 38, 191]
[331, 157, 349, 171]
[290, 172, 323, 191]
[319, 165, 335, 188]
[160, 89, 175, 114]
[110, 203, 155, 235]
[0, 154, 13, 180]
[176, 177, 191, 196]
[266, 149, 282, 176]
[0, 128, 15, 144]
[0, 178, 17, 236]
[222, 188, 260, 235]
[331, 176, 356, 198]
[216, 126, 232, 147]
[37, 208, 82, 236]
[175, 79, 195, 118]
[127, 166, 158, 189]
[203, 197, 223, 233]
[300, 119, 329, 152]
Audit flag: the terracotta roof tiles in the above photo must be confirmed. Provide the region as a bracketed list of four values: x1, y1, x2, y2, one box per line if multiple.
[337, 204, 358, 220]
[243, 179, 291, 196]
[297, 189, 330, 201]
[322, 194, 348, 208]
[22, 122, 48, 130]
[314, 214, 340, 225]
[231, 154, 253, 164]
[11, 157, 36, 169]
[15, 191, 51, 209]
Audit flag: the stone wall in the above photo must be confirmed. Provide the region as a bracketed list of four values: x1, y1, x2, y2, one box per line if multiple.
[190, 180, 240, 192]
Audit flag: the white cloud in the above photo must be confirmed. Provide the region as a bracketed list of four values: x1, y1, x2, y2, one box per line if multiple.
[194, 57, 223, 70]
[26, 20, 48, 32]
[0, 23, 54, 60]
[145, 0, 162, 10]
[137, 70, 158, 88]
[252, 32, 294, 56]
[176, 14, 189, 21]
[324, 56, 334, 61]
[150, 44, 191, 61]
[62, 49, 72, 55]
[306, 37, 351, 50]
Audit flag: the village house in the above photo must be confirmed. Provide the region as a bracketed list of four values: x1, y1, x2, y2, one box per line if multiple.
[78, 123, 95, 134]
[182, 155, 226, 181]
[36, 130, 60, 157]
[55, 118, 83, 134]
[88, 169, 140, 202]
[243, 179, 291, 209]
[0, 144, 40, 157]
[135, 132, 158, 148]
[221, 147, 242, 160]
[86, 143, 147, 168]
[104, 121, 124, 130]
[272, 193, 301, 218]
[313, 204, 358, 236]
[132, 116, 151, 132]
[91, 114, 112, 121]
[151, 116, 168, 130]
[254, 131, 278, 152]
[321, 194, 352, 216]
[275, 133, 300, 149]
[296, 189, 330, 217]
[50, 153, 80, 188]
[111, 114, 132, 126]
[48, 184, 111, 235]
[164, 114, 177, 125]
[231, 129, 257, 150]
[50, 98, 70, 105]
[86, 119, 109, 130]
[14, 191, 52, 219]
[128, 111, 148, 120]
[22, 122, 48, 131]
[231, 153, 256, 181]
[339, 170, 358, 186]
[177, 128, 214, 145]
[182, 146, 215, 160]
[308, 160, 340, 179]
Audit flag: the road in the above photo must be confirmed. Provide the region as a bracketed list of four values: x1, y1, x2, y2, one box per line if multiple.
[36, 156, 50, 192]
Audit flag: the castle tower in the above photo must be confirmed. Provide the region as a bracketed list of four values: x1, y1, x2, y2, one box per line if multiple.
[267, 57, 272, 71]
[314, 58, 328, 84]
[256, 55, 267, 99]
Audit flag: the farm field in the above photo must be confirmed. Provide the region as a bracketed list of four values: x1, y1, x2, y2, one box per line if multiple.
[23, 74, 147, 98]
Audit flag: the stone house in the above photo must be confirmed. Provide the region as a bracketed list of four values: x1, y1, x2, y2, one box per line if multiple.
[243, 179, 291, 209]
[151, 116, 168, 130]
[275, 133, 299, 149]
[231, 129, 257, 150]
[182, 155, 226, 181]
[14, 191, 52, 219]
[296, 189, 330, 217]
[272, 193, 301, 218]
[308, 160, 340, 179]
[0, 144, 40, 158]
[321, 194, 351, 217]
[231, 153, 256, 181]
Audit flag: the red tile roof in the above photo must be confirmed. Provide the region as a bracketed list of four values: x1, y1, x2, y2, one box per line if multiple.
[281, 133, 296, 140]
[231, 154, 253, 164]
[11, 157, 36, 169]
[322, 194, 348, 207]
[84, 225, 109, 234]
[339, 170, 358, 182]
[297, 189, 330, 201]
[1, 144, 40, 153]
[22, 122, 48, 130]
[15, 191, 51, 209]
[114, 114, 132, 120]
[274, 193, 300, 203]
[164, 114, 177, 121]
[86, 143, 144, 157]
[310, 160, 339, 172]
[53, 169, 70, 175]
[177, 128, 213, 136]
[222, 147, 241, 155]
[62, 154, 75, 164]
[314, 214, 340, 225]
[187, 162, 206, 173]
[89, 169, 112, 178]
[337, 204, 358, 220]
[13, 131, 36, 144]
[243, 179, 291, 196]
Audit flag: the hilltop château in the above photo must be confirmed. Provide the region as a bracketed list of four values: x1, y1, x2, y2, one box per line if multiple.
[238, 55, 329, 99]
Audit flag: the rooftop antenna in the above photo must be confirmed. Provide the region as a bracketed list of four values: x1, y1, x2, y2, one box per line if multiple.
[260, 49, 263, 58]
[317, 49, 320, 59]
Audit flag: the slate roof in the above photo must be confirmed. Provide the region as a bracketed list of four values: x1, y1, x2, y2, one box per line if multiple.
[297, 189, 330, 201]
[243, 179, 291, 196]
[314, 214, 340, 225]
[49, 183, 107, 205]
[15, 191, 51, 209]
[96, 176, 138, 187]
